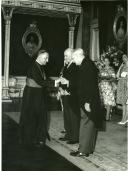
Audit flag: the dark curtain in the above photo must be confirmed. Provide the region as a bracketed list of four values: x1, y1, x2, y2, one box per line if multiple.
[75, 2, 92, 56]
[98, 2, 115, 52]
[75, 11, 83, 49]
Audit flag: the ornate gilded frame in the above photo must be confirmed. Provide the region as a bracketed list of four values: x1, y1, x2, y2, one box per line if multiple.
[22, 23, 42, 57]
[113, 5, 127, 44]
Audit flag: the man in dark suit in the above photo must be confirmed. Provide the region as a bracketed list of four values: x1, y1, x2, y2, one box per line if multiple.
[58, 48, 80, 144]
[70, 48, 104, 157]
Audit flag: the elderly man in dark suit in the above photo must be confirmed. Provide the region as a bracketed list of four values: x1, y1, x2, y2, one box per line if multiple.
[70, 48, 104, 157]
[58, 48, 80, 144]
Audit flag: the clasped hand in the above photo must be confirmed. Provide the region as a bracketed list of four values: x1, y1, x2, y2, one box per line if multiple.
[55, 77, 69, 87]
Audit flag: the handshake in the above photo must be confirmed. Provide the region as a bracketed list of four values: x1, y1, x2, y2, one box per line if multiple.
[55, 77, 69, 88]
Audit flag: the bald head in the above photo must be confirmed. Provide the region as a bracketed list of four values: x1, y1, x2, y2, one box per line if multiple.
[73, 48, 84, 56]
[72, 48, 85, 65]
[64, 48, 74, 65]
[36, 50, 49, 65]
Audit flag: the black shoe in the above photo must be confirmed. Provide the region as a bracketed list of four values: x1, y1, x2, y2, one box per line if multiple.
[70, 150, 79, 156]
[61, 130, 66, 134]
[59, 137, 68, 141]
[78, 153, 89, 157]
[70, 150, 89, 157]
[66, 140, 79, 144]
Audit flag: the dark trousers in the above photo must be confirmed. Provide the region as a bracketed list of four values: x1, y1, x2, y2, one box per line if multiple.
[79, 108, 97, 154]
[62, 96, 80, 141]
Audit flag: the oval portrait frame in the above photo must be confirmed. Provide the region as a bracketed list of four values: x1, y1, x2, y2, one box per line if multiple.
[22, 23, 42, 57]
[113, 7, 127, 44]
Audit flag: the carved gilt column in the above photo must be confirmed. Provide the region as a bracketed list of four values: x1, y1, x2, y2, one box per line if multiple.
[67, 14, 78, 49]
[2, 6, 14, 99]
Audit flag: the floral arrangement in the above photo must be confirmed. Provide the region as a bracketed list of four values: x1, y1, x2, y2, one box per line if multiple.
[100, 46, 124, 62]
[95, 45, 124, 71]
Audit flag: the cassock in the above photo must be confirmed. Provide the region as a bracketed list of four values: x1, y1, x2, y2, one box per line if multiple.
[60, 63, 80, 142]
[19, 61, 54, 145]
[77, 58, 105, 154]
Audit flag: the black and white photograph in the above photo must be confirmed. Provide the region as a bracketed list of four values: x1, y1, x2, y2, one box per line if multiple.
[1, 0, 127, 171]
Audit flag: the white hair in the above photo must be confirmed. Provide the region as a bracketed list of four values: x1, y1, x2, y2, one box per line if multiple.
[64, 48, 74, 54]
[73, 48, 85, 56]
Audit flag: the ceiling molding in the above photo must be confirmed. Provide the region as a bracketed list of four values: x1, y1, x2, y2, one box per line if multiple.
[2, 0, 82, 18]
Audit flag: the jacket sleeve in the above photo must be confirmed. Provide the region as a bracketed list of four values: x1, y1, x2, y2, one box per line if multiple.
[62, 64, 78, 92]
[68, 67, 78, 92]
[81, 63, 99, 104]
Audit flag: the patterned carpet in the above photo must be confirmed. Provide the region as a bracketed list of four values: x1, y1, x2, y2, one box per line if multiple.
[2, 113, 81, 171]
[4, 111, 127, 171]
